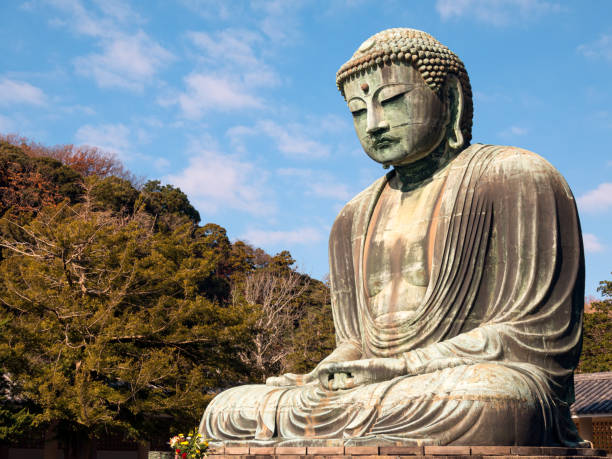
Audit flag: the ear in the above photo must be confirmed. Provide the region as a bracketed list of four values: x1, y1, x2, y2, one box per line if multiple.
[444, 74, 464, 150]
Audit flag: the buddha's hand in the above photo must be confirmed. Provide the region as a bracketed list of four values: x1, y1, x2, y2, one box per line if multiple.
[317, 358, 407, 391]
[265, 369, 317, 387]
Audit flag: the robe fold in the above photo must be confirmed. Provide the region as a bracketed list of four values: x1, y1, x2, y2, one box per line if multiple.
[200, 144, 586, 446]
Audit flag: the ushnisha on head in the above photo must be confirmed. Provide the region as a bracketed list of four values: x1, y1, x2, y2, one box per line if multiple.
[337, 28, 473, 168]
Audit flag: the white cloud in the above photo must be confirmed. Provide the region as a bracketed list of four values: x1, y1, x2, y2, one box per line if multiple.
[436, 0, 561, 25]
[179, 0, 303, 43]
[578, 34, 612, 62]
[583, 233, 605, 253]
[0, 78, 46, 106]
[47, 0, 173, 91]
[241, 227, 323, 247]
[278, 168, 352, 201]
[254, 0, 302, 43]
[91, 0, 143, 24]
[178, 0, 239, 20]
[165, 73, 264, 119]
[577, 182, 612, 214]
[163, 29, 279, 118]
[260, 120, 331, 158]
[500, 125, 528, 137]
[188, 29, 263, 71]
[74, 123, 131, 157]
[165, 147, 274, 215]
[228, 120, 331, 158]
[74, 31, 173, 91]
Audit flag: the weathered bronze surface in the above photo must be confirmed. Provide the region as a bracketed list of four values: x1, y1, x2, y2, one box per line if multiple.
[200, 28, 587, 447]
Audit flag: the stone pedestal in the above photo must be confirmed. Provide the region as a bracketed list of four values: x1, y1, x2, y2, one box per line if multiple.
[189, 445, 609, 459]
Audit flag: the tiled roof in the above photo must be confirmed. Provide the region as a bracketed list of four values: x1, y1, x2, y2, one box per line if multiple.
[572, 372, 612, 415]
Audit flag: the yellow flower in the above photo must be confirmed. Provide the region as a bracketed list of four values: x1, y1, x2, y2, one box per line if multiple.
[180, 441, 189, 445]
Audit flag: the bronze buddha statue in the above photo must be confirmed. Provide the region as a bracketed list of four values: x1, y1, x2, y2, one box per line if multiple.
[200, 28, 586, 447]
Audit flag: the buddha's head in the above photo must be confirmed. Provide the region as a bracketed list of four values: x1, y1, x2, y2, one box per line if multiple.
[336, 28, 473, 168]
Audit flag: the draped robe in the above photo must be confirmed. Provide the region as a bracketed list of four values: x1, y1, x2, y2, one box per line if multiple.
[200, 144, 587, 446]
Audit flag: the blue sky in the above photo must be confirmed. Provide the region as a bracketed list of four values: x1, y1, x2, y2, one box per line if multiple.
[1, 0, 611, 296]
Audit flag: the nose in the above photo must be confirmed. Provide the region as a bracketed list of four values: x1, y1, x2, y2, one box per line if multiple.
[366, 120, 390, 135]
[366, 105, 389, 135]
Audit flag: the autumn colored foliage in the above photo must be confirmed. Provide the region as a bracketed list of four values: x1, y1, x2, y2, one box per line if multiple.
[1, 134, 135, 182]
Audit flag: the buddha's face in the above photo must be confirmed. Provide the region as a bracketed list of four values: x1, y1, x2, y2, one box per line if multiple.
[343, 63, 447, 166]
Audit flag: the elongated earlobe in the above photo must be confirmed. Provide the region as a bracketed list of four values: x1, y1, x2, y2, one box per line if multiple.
[446, 75, 464, 150]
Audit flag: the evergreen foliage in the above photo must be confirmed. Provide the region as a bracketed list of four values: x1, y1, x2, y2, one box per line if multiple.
[0, 138, 336, 453]
[578, 274, 612, 373]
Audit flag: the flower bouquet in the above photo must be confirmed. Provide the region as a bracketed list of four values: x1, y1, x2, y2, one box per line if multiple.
[169, 431, 209, 459]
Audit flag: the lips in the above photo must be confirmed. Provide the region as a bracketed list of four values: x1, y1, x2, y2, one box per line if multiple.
[372, 136, 400, 149]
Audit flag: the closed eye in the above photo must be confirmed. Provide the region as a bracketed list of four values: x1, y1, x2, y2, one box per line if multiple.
[351, 108, 366, 117]
[380, 91, 407, 105]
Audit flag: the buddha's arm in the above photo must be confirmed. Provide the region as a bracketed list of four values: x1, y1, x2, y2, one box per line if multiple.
[266, 341, 362, 386]
[315, 327, 501, 390]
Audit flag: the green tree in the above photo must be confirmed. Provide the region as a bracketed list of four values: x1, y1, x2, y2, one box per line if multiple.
[137, 180, 200, 227]
[577, 274, 612, 373]
[0, 134, 337, 453]
[89, 176, 139, 213]
[0, 198, 254, 457]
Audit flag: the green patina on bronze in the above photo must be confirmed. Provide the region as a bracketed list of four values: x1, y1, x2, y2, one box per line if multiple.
[199, 28, 587, 448]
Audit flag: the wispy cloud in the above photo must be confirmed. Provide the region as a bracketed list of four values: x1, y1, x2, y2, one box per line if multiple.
[91, 0, 144, 24]
[74, 31, 173, 91]
[163, 73, 265, 119]
[162, 28, 279, 118]
[178, 0, 243, 21]
[254, 0, 303, 43]
[74, 123, 131, 157]
[577, 182, 612, 214]
[241, 227, 323, 247]
[164, 1, 306, 118]
[499, 125, 529, 137]
[578, 34, 612, 62]
[228, 120, 332, 158]
[278, 168, 352, 201]
[165, 141, 275, 215]
[0, 77, 46, 106]
[46, 0, 173, 91]
[583, 233, 605, 253]
[436, 0, 562, 26]
[186, 29, 273, 79]
[179, 0, 303, 43]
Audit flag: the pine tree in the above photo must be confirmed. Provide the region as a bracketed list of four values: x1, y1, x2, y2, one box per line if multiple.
[0, 193, 255, 456]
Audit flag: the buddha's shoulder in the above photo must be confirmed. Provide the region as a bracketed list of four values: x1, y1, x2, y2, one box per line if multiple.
[459, 143, 564, 181]
[331, 174, 387, 230]
[341, 175, 387, 212]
